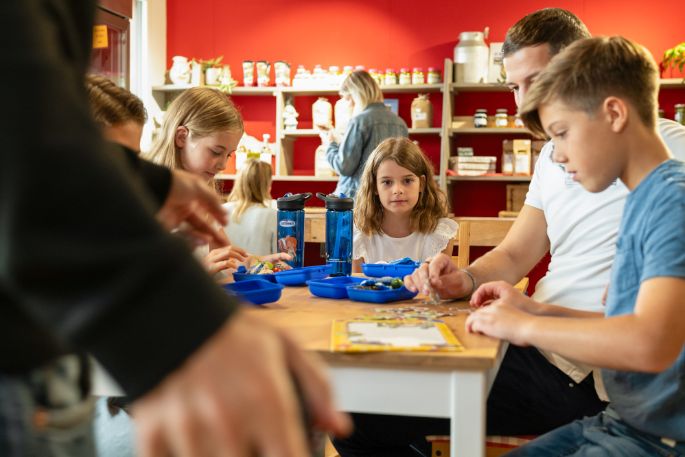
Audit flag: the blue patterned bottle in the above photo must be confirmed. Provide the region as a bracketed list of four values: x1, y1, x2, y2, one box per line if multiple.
[276, 193, 311, 268]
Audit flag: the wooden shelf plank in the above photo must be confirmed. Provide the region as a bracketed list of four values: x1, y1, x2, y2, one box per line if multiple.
[447, 174, 532, 182]
[216, 174, 339, 182]
[451, 82, 509, 92]
[659, 78, 685, 88]
[408, 127, 442, 135]
[450, 127, 531, 135]
[281, 129, 320, 137]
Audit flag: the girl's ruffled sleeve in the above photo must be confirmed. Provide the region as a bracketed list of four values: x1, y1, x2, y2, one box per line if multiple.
[423, 218, 458, 259]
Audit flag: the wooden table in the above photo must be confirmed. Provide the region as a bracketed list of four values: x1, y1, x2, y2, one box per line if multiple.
[249, 286, 505, 457]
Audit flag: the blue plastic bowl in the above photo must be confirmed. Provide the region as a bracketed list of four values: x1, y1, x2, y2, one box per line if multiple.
[232, 266, 277, 283]
[361, 262, 421, 278]
[306, 276, 365, 299]
[222, 279, 284, 305]
[274, 265, 331, 286]
[345, 285, 418, 304]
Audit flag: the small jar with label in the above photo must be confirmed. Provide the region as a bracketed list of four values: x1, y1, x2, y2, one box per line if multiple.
[411, 67, 425, 85]
[399, 68, 411, 85]
[514, 113, 525, 128]
[675, 103, 685, 125]
[495, 108, 509, 128]
[427, 67, 441, 84]
[384, 68, 397, 86]
[473, 109, 488, 128]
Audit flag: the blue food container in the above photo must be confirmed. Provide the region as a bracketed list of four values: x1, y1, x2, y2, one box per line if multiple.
[222, 279, 284, 306]
[306, 276, 365, 299]
[345, 285, 418, 304]
[361, 261, 421, 278]
[274, 265, 331, 286]
[232, 266, 277, 283]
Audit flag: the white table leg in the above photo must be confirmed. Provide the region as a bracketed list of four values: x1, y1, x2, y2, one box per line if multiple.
[450, 371, 486, 457]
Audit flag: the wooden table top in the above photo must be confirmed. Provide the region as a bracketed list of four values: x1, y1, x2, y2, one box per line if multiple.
[247, 286, 502, 370]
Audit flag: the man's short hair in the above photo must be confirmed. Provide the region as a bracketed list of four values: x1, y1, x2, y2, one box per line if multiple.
[519, 36, 659, 137]
[502, 8, 591, 58]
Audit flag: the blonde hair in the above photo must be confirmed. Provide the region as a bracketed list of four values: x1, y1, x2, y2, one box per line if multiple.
[355, 137, 448, 235]
[145, 87, 244, 170]
[226, 159, 273, 223]
[85, 74, 147, 127]
[520, 36, 658, 138]
[340, 70, 383, 111]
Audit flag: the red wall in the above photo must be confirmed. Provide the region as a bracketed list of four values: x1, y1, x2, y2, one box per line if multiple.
[168, 0, 684, 282]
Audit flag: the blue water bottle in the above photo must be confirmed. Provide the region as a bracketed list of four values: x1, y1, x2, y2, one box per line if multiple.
[276, 193, 311, 268]
[317, 192, 354, 276]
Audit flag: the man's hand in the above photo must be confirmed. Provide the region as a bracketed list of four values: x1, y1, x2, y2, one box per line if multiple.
[404, 254, 472, 299]
[133, 312, 352, 457]
[157, 169, 229, 248]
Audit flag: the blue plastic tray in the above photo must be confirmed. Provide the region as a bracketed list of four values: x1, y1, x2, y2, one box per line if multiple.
[361, 262, 421, 278]
[306, 276, 365, 299]
[233, 266, 277, 283]
[274, 265, 331, 286]
[222, 279, 284, 305]
[345, 285, 418, 304]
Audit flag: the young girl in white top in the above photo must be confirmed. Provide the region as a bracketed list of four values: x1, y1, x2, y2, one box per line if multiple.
[353, 137, 457, 271]
[223, 159, 277, 256]
[145, 87, 286, 276]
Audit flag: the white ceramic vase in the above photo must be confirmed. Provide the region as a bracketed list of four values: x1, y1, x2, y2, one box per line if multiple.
[169, 56, 191, 85]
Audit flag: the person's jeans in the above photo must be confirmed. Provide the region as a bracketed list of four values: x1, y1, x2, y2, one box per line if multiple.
[508, 409, 685, 456]
[0, 355, 95, 457]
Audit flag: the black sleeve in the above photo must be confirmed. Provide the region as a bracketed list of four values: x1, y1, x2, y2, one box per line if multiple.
[116, 144, 172, 208]
[0, 0, 239, 399]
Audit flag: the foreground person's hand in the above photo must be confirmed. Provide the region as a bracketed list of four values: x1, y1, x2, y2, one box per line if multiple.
[404, 254, 473, 299]
[133, 312, 352, 457]
[158, 169, 228, 247]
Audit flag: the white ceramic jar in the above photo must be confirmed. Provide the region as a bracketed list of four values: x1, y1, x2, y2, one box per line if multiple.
[453, 32, 489, 83]
[169, 56, 191, 85]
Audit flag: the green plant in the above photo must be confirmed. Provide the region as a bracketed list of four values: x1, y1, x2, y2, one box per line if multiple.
[200, 55, 223, 71]
[662, 42, 685, 78]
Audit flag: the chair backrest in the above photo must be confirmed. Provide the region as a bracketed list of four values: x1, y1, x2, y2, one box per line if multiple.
[452, 217, 516, 268]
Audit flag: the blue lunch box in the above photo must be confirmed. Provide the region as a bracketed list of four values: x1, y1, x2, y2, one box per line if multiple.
[306, 276, 365, 299]
[233, 265, 277, 283]
[345, 285, 418, 304]
[222, 279, 284, 305]
[274, 265, 331, 286]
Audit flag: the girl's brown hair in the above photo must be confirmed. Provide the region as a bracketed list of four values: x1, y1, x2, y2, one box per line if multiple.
[226, 159, 273, 223]
[354, 137, 448, 235]
[145, 87, 244, 171]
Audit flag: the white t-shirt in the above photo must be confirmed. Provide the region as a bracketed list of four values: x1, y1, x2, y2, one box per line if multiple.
[223, 201, 277, 256]
[353, 217, 458, 263]
[526, 117, 685, 396]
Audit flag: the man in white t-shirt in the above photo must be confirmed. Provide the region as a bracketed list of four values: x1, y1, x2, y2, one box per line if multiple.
[332, 8, 685, 457]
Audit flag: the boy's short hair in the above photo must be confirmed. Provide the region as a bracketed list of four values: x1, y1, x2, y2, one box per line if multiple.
[502, 8, 590, 58]
[519, 36, 659, 138]
[85, 74, 147, 126]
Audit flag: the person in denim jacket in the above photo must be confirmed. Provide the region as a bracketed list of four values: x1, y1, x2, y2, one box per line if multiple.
[321, 70, 408, 198]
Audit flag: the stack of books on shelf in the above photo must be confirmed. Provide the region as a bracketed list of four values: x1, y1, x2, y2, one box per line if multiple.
[449, 147, 496, 176]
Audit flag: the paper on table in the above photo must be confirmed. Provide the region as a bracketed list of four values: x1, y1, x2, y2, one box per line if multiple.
[331, 319, 463, 352]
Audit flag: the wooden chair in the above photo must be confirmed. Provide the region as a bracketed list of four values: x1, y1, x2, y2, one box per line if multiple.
[452, 217, 529, 293]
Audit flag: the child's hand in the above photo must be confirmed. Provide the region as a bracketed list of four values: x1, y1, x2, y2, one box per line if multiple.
[470, 281, 544, 315]
[465, 302, 534, 346]
[257, 252, 293, 265]
[204, 245, 248, 275]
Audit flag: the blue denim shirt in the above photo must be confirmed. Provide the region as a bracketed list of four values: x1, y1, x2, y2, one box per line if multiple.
[603, 160, 685, 441]
[326, 102, 408, 198]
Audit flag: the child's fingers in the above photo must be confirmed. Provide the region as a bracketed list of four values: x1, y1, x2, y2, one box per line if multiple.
[470, 281, 509, 307]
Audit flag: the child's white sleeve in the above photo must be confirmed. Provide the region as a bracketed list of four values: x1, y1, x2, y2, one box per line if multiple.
[423, 218, 458, 260]
[353, 226, 368, 261]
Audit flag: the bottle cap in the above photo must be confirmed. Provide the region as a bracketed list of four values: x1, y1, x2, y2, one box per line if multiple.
[277, 192, 312, 210]
[316, 192, 354, 210]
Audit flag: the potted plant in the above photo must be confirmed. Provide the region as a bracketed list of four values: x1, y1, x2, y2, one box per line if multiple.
[661, 42, 685, 80]
[202, 56, 224, 85]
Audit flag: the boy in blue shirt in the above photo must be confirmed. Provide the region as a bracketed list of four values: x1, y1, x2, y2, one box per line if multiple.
[466, 36, 685, 455]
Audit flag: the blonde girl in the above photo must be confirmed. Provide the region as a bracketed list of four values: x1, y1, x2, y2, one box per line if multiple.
[223, 159, 277, 256]
[321, 70, 408, 198]
[353, 137, 457, 271]
[145, 87, 248, 275]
